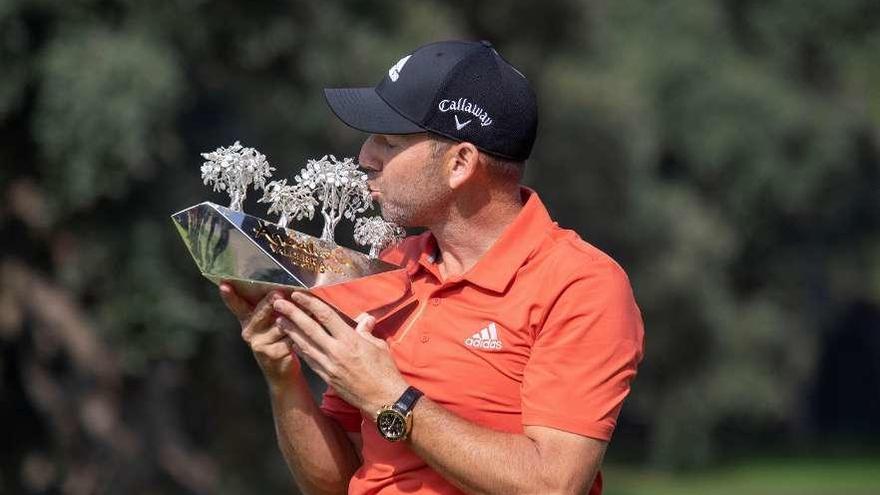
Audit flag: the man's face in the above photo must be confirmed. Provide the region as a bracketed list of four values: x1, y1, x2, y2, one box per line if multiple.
[358, 133, 452, 228]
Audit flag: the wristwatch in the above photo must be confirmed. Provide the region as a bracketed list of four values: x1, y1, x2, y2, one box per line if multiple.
[376, 386, 424, 442]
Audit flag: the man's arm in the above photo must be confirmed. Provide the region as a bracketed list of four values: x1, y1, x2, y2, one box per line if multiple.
[267, 378, 361, 494]
[406, 399, 605, 495]
[273, 292, 607, 495]
[219, 284, 360, 495]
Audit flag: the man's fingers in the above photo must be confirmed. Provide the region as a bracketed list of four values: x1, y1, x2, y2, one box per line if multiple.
[249, 321, 287, 348]
[354, 314, 381, 344]
[288, 292, 349, 339]
[254, 338, 295, 361]
[273, 299, 336, 349]
[275, 316, 321, 351]
[242, 291, 285, 339]
[219, 283, 253, 322]
[299, 353, 331, 384]
[277, 318, 329, 366]
[285, 322, 334, 374]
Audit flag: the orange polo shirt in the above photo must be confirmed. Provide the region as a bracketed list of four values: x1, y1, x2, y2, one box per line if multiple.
[321, 188, 644, 495]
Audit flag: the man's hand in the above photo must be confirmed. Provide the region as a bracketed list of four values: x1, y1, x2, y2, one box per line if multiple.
[272, 291, 408, 418]
[219, 284, 363, 492]
[219, 283, 301, 386]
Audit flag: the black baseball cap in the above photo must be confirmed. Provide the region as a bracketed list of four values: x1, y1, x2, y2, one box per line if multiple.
[323, 40, 538, 161]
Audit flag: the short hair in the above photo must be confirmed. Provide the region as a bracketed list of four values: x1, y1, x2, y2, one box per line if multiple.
[429, 136, 525, 182]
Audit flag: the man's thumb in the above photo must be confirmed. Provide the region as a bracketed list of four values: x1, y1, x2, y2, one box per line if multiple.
[354, 313, 378, 339]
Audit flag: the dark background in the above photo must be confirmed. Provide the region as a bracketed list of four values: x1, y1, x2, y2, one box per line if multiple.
[1, 0, 878, 493]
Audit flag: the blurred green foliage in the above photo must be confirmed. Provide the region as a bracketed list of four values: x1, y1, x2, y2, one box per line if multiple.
[603, 456, 880, 495]
[1, 0, 878, 493]
[605, 458, 880, 495]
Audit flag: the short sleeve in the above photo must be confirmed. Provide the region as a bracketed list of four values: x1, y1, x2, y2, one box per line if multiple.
[320, 386, 363, 433]
[521, 261, 644, 441]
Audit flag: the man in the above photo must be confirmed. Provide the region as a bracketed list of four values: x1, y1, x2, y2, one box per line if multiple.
[219, 40, 644, 494]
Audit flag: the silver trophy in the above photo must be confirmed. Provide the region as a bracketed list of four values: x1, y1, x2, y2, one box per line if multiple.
[171, 142, 410, 322]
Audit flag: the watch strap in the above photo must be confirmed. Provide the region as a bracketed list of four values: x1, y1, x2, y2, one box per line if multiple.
[392, 386, 423, 415]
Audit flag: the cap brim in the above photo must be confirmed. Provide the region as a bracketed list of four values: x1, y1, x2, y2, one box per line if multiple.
[323, 87, 424, 135]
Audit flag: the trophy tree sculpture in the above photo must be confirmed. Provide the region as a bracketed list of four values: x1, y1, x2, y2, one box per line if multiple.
[292, 155, 371, 244]
[354, 216, 407, 259]
[200, 141, 275, 212]
[171, 142, 410, 321]
[258, 179, 317, 229]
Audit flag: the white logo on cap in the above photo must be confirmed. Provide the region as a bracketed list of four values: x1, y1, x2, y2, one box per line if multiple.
[388, 55, 411, 82]
[438, 98, 493, 127]
[454, 115, 472, 130]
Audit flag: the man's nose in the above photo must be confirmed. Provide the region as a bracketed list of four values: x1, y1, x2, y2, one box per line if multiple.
[358, 135, 381, 172]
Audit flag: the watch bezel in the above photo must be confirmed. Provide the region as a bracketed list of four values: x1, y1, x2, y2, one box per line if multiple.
[376, 405, 413, 442]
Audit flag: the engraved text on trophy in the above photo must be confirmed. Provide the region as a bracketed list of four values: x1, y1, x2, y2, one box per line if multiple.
[252, 223, 349, 275]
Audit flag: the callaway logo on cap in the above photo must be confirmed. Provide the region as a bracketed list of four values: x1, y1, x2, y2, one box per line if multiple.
[323, 40, 538, 161]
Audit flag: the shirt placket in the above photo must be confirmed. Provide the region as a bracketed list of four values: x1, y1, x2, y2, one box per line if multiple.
[388, 264, 440, 350]
[390, 260, 461, 367]
[417, 288, 443, 346]
[413, 277, 469, 368]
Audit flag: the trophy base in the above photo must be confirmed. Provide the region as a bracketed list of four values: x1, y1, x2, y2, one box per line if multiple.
[172, 202, 411, 322]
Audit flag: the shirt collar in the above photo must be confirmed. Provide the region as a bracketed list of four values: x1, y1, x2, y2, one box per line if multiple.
[460, 187, 554, 292]
[404, 187, 555, 292]
[405, 233, 439, 278]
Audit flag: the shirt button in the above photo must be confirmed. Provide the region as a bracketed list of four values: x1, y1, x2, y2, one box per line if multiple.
[430, 298, 441, 306]
[420, 335, 430, 343]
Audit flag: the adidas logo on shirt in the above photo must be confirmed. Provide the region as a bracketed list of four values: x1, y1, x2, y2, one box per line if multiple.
[464, 322, 503, 351]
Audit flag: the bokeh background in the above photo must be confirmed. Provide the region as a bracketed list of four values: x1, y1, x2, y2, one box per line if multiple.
[2, 1, 879, 494]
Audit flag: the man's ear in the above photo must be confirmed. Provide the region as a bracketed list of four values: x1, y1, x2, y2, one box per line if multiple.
[446, 142, 480, 190]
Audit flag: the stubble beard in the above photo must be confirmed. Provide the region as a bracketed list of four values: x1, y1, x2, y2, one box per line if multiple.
[376, 157, 451, 228]
[377, 184, 449, 228]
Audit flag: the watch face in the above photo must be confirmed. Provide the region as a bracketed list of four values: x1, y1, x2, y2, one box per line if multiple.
[377, 410, 407, 441]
